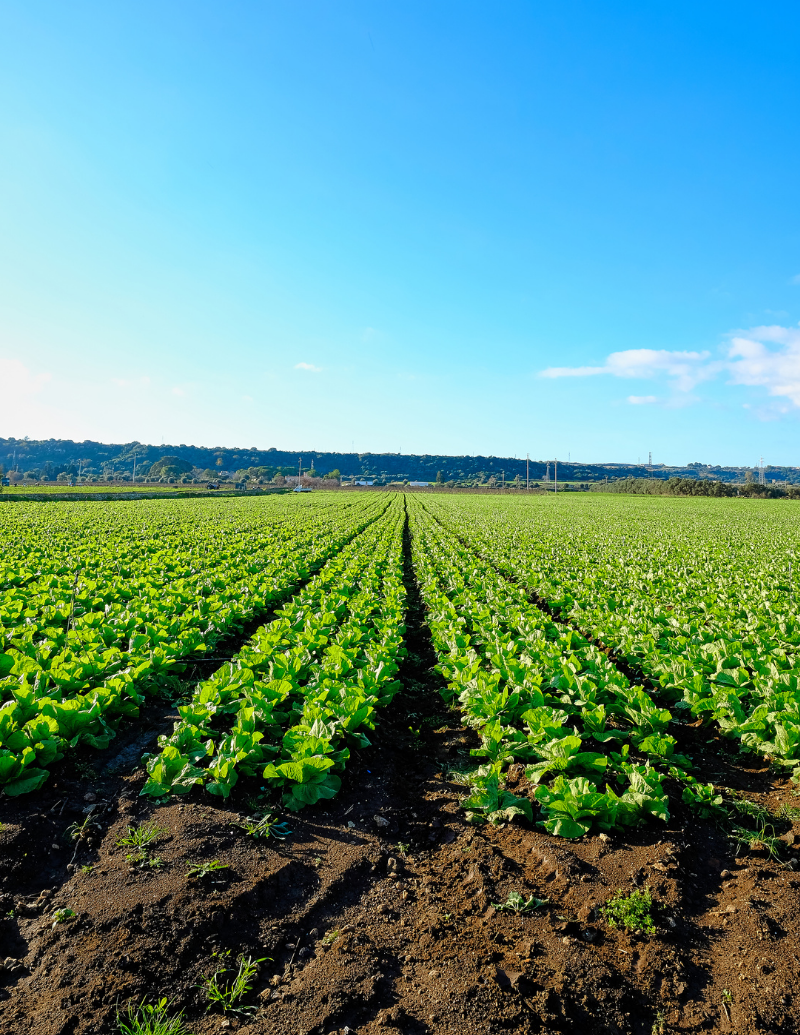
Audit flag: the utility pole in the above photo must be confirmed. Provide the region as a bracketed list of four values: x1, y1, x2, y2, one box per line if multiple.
[132, 454, 137, 483]
[526, 453, 529, 490]
[502, 470, 505, 489]
[554, 458, 558, 494]
[298, 457, 302, 482]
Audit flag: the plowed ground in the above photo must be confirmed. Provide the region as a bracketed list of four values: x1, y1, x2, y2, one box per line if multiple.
[2, 590, 800, 1035]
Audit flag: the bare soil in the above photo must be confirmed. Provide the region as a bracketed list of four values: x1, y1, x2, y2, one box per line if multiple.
[2, 573, 800, 1035]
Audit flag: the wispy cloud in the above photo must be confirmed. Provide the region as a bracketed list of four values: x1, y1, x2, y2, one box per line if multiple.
[727, 325, 800, 406]
[111, 376, 151, 389]
[541, 348, 720, 392]
[539, 324, 800, 414]
[791, 274, 800, 285]
[294, 361, 322, 373]
[1, 357, 51, 395]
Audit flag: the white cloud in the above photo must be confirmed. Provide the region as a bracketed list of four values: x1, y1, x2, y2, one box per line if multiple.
[541, 349, 720, 392]
[294, 362, 322, 373]
[111, 376, 151, 389]
[0, 357, 51, 395]
[791, 274, 800, 285]
[726, 325, 800, 406]
[539, 324, 800, 413]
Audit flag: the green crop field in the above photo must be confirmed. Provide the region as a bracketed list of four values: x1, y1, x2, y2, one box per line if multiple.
[3, 490, 799, 838]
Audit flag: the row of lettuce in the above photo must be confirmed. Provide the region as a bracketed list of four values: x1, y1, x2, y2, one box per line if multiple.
[141, 498, 406, 807]
[422, 493, 800, 781]
[0, 494, 390, 794]
[407, 496, 722, 837]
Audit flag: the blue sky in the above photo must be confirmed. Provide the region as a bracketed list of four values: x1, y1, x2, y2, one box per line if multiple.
[2, 2, 800, 465]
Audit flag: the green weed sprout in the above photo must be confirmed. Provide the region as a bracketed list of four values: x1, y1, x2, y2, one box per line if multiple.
[116, 823, 166, 866]
[601, 888, 656, 934]
[728, 823, 783, 862]
[52, 907, 77, 926]
[187, 859, 229, 879]
[492, 891, 549, 914]
[234, 813, 291, 840]
[116, 997, 193, 1035]
[200, 954, 268, 1014]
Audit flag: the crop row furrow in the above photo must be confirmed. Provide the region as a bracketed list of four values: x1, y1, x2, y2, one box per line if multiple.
[421, 494, 800, 775]
[141, 498, 407, 808]
[0, 494, 390, 794]
[407, 496, 716, 838]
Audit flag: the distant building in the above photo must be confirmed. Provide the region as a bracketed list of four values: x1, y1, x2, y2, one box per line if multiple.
[354, 480, 374, 486]
[408, 481, 429, 487]
[293, 484, 313, 492]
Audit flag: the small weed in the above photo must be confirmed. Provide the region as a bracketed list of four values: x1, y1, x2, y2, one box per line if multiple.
[776, 803, 800, 822]
[601, 888, 656, 935]
[445, 759, 478, 785]
[492, 891, 549, 914]
[199, 953, 268, 1014]
[73, 760, 98, 782]
[65, 816, 97, 843]
[52, 907, 77, 927]
[651, 1011, 668, 1035]
[407, 726, 423, 750]
[728, 823, 783, 862]
[116, 823, 165, 851]
[116, 996, 193, 1035]
[81, 864, 94, 875]
[233, 813, 291, 840]
[727, 796, 770, 825]
[321, 930, 339, 946]
[187, 859, 229, 880]
[116, 823, 166, 867]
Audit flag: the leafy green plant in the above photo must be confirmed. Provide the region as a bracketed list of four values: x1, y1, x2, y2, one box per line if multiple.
[461, 762, 533, 825]
[492, 891, 548, 914]
[0, 493, 394, 796]
[601, 888, 656, 934]
[199, 953, 268, 1014]
[116, 997, 194, 1035]
[681, 782, 725, 819]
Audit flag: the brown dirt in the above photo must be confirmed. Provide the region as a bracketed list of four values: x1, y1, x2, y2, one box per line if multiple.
[2, 575, 800, 1035]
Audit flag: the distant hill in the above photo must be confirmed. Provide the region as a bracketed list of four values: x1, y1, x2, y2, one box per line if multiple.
[1, 436, 795, 485]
